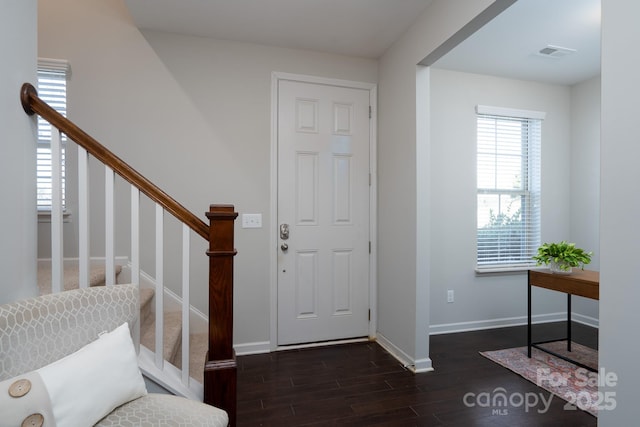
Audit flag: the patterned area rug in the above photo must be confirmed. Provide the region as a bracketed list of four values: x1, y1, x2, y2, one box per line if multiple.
[481, 342, 599, 417]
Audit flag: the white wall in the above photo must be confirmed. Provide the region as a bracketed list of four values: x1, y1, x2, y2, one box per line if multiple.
[37, 0, 377, 347]
[599, 0, 640, 424]
[377, 0, 499, 370]
[428, 68, 573, 331]
[0, 0, 38, 304]
[570, 76, 601, 321]
[377, 0, 603, 369]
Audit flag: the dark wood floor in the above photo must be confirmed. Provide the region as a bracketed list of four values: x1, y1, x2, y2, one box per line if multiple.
[236, 322, 598, 426]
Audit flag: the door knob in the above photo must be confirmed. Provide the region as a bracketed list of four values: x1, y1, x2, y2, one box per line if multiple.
[281, 243, 289, 251]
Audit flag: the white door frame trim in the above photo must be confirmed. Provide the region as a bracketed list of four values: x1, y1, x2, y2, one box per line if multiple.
[270, 71, 378, 351]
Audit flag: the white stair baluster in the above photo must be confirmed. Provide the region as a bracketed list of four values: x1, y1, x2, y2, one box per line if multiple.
[181, 224, 190, 386]
[130, 187, 140, 288]
[51, 128, 63, 293]
[131, 186, 141, 350]
[78, 146, 90, 288]
[155, 204, 164, 369]
[105, 166, 115, 286]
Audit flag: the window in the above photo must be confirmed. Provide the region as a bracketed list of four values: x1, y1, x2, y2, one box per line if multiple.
[37, 59, 70, 213]
[476, 105, 544, 271]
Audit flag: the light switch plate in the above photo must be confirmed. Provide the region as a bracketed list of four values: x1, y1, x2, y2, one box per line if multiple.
[447, 290, 454, 303]
[242, 213, 262, 228]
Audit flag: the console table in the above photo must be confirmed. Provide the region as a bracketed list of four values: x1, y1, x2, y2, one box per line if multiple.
[527, 269, 599, 372]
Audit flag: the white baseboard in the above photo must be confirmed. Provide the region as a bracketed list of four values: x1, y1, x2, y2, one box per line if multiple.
[429, 312, 600, 335]
[231, 313, 599, 361]
[412, 357, 434, 373]
[234, 341, 271, 356]
[375, 333, 434, 374]
[571, 312, 599, 328]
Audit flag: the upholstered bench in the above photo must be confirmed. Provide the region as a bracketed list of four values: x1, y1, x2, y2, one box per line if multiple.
[0, 284, 228, 427]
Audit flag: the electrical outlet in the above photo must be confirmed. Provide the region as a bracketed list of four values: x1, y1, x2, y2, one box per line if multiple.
[447, 290, 454, 303]
[241, 213, 262, 228]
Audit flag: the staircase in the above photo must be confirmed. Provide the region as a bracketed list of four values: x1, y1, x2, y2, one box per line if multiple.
[23, 82, 237, 425]
[37, 263, 208, 384]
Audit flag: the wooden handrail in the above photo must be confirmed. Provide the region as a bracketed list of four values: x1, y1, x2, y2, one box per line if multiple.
[20, 83, 209, 240]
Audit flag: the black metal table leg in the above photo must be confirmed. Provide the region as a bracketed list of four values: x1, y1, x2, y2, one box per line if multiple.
[528, 271, 532, 358]
[567, 293, 572, 352]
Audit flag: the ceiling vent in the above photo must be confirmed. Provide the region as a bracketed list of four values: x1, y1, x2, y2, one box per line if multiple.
[538, 45, 577, 58]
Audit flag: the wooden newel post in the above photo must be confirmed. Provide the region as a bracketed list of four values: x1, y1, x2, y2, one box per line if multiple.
[204, 204, 238, 426]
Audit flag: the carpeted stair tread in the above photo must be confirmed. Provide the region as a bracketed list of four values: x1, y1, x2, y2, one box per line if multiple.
[39, 264, 205, 387]
[188, 332, 208, 384]
[37, 264, 123, 295]
[141, 310, 183, 364]
[139, 287, 154, 325]
[174, 332, 208, 384]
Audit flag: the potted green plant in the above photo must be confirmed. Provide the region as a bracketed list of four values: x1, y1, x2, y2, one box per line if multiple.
[532, 241, 593, 274]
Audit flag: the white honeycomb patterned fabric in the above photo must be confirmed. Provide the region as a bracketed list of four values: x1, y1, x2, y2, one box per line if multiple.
[0, 284, 229, 426]
[95, 394, 228, 426]
[0, 284, 138, 381]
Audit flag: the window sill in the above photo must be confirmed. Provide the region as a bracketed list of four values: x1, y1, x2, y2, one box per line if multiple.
[475, 265, 543, 275]
[38, 210, 72, 223]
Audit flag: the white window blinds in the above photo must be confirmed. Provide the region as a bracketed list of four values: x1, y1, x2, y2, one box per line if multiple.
[476, 105, 544, 271]
[37, 59, 70, 211]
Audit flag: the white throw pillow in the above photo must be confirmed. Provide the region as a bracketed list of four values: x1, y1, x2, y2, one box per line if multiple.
[0, 322, 147, 427]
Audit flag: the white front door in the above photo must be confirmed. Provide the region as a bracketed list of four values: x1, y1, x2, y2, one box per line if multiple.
[277, 79, 371, 346]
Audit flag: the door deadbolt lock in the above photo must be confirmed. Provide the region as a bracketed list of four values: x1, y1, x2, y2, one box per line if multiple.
[280, 223, 289, 240]
[281, 243, 289, 252]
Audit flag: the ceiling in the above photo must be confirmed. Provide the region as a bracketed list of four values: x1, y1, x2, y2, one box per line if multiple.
[125, 0, 601, 86]
[435, 0, 601, 85]
[124, 0, 434, 59]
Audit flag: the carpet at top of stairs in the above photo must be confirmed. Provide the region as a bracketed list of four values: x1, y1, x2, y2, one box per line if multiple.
[37, 264, 123, 295]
